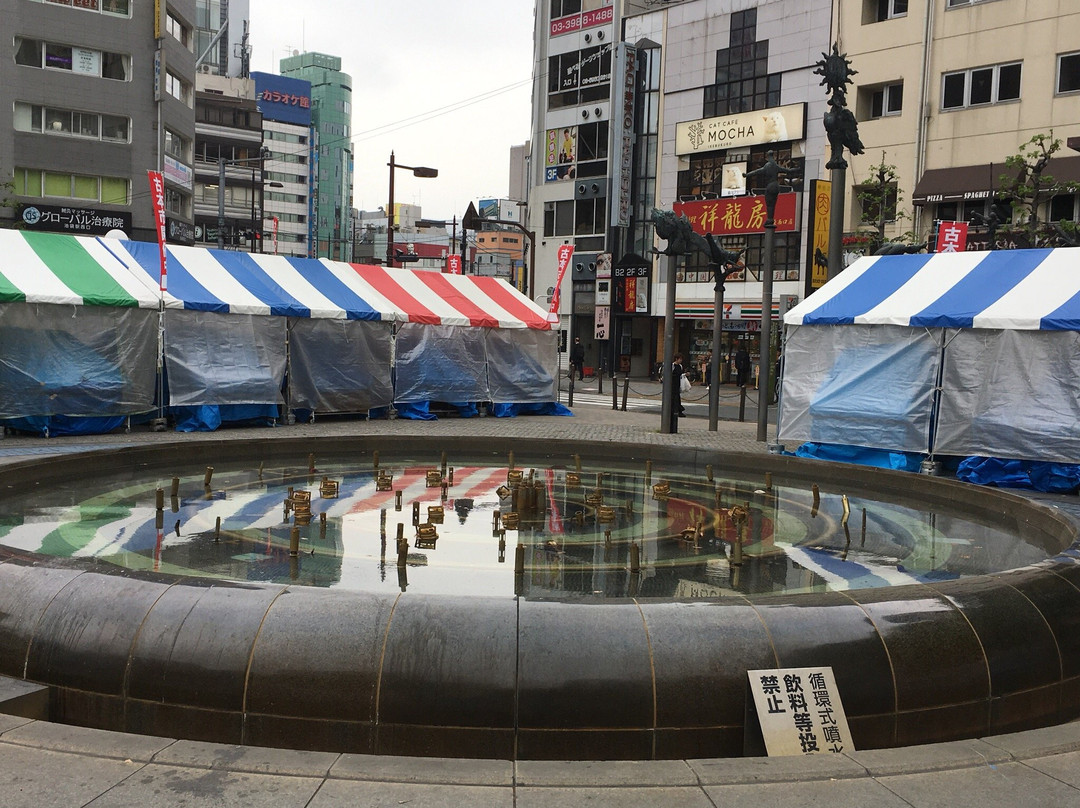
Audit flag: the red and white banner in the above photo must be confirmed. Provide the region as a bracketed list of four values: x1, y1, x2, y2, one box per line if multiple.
[146, 170, 168, 291]
[936, 220, 968, 253]
[272, 216, 279, 256]
[447, 255, 462, 275]
[548, 244, 574, 323]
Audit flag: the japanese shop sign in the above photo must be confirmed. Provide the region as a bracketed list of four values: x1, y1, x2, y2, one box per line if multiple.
[252, 72, 313, 126]
[19, 204, 130, 236]
[748, 667, 854, 756]
[673, 194, 797, 235]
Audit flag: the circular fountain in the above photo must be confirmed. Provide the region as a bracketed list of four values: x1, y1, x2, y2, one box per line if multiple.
[0, 435, 1078, 760]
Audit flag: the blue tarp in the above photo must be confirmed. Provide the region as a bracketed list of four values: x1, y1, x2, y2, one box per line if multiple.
[955, 456, 1080, 493]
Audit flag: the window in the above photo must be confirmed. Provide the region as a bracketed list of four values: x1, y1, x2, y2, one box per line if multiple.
[550, 0, 581, 17]
[14, 102, 129, 142]
[543, 200, 575, 237]
[164, 129, 189, 160]
[13, 37, 129, 80]
[547, 44, 612, 109]
[867, 82, 903, 118]
[942, 62, 1021, 109]
[868, 0, 907, 21]
[165, 72, 191, 105]
[15, 167, 129, 204]
[947, 0, 994, 6]
[1050, 194, 1078, 223]
[1058, 52, 1080, 94]
[28, 0, 130, 14]
[166, 12, 191, 49]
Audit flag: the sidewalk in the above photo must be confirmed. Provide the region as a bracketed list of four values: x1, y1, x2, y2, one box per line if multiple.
[3, 397, 1080, 807]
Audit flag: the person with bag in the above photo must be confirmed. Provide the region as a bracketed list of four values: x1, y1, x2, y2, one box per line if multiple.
[672, 353, 688, 418]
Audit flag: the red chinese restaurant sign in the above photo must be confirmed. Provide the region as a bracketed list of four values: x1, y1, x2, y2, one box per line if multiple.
[673, 193, 797, 236]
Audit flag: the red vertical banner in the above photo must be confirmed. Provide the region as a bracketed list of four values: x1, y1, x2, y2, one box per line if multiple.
[146, 170, 168, 291]
[272, 216, 280, 256]
[447, 255, 462, 275]
[548, 244, 574, 323]
[936, 221, 968, 253]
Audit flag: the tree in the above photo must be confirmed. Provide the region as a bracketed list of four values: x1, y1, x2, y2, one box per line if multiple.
[998, 132, 1080, 246]
[854, 153, 915, 250]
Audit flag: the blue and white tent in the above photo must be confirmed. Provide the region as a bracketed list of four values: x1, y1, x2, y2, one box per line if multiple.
[780, 248, 1080, 463]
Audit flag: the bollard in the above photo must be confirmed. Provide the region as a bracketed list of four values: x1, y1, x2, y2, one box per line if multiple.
[611, 378, 618, 411]
[397, 536, 409, 568]
[215, 516, 221, 541]
[621, 375, 629, 412]
[320, 511, 327, 538]
[508, 450, 515, 470]
[645, 460, 652, 485]
[574, 454, 582, 472]
[765, 472, 773, 491]
[170, 477, 180, 498]
[630, 542, 640, 574]
[604, 529, 612, 548]
[203, 466, 214, 488]
[308, 453, 316, 474]
[738, 385, 747, 422]
[514, 542, 525, 575]
[155, 510, 163, 530]
[567, 374, 575, 407]
[706, 464, 713, 482]
[441, 451, 447, 475]
[373, 450, 379, 468]
[155, 488, 164, 511]
[171, 495, 179, 513]
[395, 490, 402, 511]
[811, 483, 820, 518]
[289, 525, 300, 556]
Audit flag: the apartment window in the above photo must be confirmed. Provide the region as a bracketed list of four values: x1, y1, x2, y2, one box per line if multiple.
[871, 82, 903, 118]
[164, 188, 187, 216]
[166, 12, 191, 50]
[1050, 194, 1078, 223]
[1058, 52, 1080, 94]
[869, 0, 907, 21]
[14, 102, 130, 142]
[27, 0, 130, 14]
[163, 129, 189, 161]
[942, 62, 1021, 109]
[947, 0, 994, 6]
[165, 71, 191, 105]
[14, 37, 130, 80]
[15, 167, 129, 204]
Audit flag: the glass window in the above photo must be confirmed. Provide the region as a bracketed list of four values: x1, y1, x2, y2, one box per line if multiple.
[101, 51, 127, 80]
[998, 62, 1021, 100]
[73, 175, 98, 199]
[942, 63, 1021, 109]
[1059, 52, 1080, 94]
[43, 172, 71, 196]
[942, 72, 966, 108]
[75, 112, 99, 138]
[44, 42, 73, 70]
[44, 109, 72, 133]
[15, 38, 42, 67]
[101, 114, 128, 141]
[969, 67, 993, 105]
[100, 176, 129, 204]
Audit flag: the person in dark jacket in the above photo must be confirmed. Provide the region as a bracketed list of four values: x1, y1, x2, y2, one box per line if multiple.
[734, 346, 751, 387]
[569, 337, 585, 380]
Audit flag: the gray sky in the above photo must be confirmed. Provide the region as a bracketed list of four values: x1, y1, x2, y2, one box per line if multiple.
[250, 1, 536, 223]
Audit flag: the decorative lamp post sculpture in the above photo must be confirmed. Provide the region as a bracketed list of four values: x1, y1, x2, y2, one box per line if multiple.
[744, 151, 801, 443]
[704, 235, 743, 432]
[814, 44, 864, 281]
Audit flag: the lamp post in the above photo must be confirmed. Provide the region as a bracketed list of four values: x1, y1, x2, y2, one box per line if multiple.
[217, 146, 270, 250]
[387, 152, 438, 267]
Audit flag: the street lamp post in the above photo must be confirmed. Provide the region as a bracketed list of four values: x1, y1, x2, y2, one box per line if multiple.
[217, 146, 270, 250]
[387, 152, 438, 268]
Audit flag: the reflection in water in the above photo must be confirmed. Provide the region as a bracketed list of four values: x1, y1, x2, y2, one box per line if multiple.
[0, 457, 1062, 599]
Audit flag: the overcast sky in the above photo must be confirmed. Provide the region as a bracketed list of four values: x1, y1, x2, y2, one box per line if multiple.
[249, 2, 536, 223]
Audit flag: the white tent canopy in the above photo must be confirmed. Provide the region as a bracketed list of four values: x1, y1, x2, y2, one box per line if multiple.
[779, 248, 1080, 463]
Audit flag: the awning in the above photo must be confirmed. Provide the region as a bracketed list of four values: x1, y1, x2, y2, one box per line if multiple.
[912, 156, 1080, 205]
[0, 230, 550, 329]
[784, 247, 1080, 330]
[0, 230, 162, 308]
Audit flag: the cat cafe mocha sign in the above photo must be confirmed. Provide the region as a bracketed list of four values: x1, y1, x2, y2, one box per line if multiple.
[676, 103, 805, 155]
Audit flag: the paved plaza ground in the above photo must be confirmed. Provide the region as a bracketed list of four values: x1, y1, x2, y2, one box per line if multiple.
[2, 385, 1080, 807]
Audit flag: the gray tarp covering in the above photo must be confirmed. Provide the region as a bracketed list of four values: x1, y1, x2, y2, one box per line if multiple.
[288, 318, 394, 413]
[394, 322, 487, 404]
[778, 323, 939, 453]
[935, 329, 1080, 462]
[0, 301, 156, 418]
[164, 309, 286, 406]
[486, 327, 558, 403]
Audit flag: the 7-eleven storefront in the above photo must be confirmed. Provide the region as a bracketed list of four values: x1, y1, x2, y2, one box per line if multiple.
[674, 299, 782, 383]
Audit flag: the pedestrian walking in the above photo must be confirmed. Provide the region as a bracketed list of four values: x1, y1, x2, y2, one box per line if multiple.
[734, 346, 751, 388]
[569, 337, 585, 381]
[672, 353, 687, 418]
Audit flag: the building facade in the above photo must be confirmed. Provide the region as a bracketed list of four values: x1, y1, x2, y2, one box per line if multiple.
[280, 52, 354, 260]
[2, 0, 197, 241]
[838, 0, 1080, 251]
[253, 71, 314, 257]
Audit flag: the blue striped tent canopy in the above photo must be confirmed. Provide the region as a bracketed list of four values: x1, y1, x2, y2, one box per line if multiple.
[785, 248, 1080, 330]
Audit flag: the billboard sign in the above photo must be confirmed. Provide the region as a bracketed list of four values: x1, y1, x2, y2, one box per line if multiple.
[253, 72, 312, 126]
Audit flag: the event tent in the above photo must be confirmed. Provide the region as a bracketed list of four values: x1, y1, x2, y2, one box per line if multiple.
[0, 230, 558, 433]
[779, 247, 1080, 465]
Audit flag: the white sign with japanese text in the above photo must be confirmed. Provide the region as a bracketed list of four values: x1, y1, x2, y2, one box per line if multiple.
[748, 667, 854, 756]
